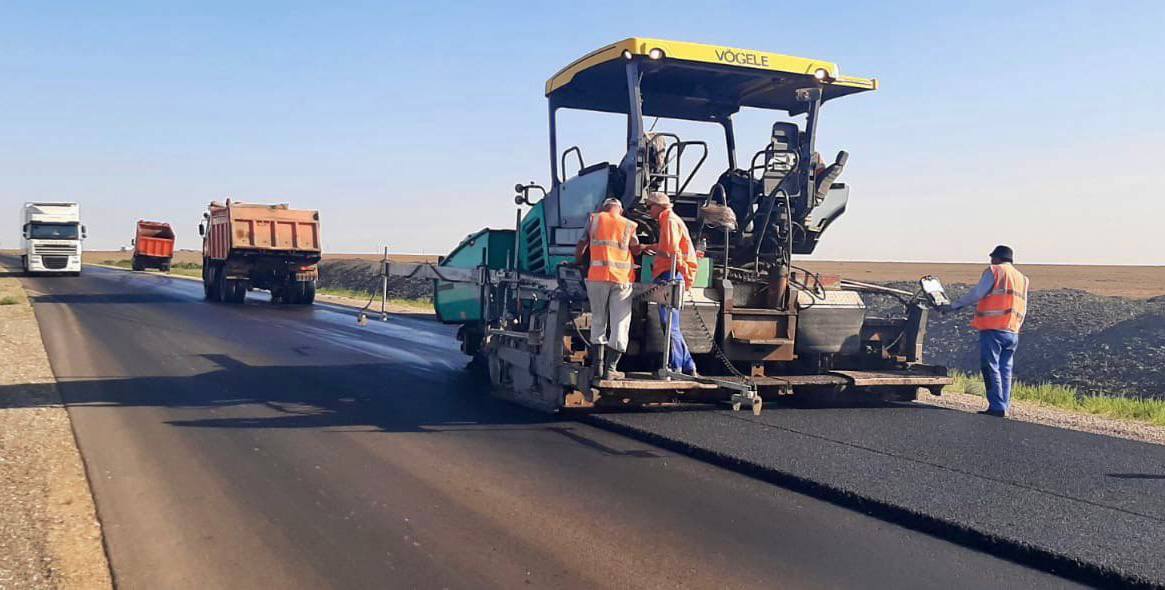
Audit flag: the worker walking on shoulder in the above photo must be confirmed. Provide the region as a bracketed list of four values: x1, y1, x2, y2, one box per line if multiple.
[577, 198, 642, 380]
[640, 192, 699, 376]
[943, 245, 1030, 417]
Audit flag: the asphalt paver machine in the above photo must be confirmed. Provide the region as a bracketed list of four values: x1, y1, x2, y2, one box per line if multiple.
[388, 38, 953, 413]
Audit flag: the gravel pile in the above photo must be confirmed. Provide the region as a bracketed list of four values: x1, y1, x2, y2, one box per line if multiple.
[865, 283, 1165, 399]
[317, 259, 434, 301]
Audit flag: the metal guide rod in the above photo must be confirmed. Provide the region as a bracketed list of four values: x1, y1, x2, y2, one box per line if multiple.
[512, 208, 521, 318]
[658, 252, 679, 379]
[380, 245, 389, 320]
[838, 279, 914, 297]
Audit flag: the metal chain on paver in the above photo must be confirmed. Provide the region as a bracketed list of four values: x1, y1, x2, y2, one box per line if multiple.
[630, 280, 671, 304]
[682, 289, 751, 382]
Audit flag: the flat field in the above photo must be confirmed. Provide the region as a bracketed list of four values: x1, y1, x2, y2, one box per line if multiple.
[798, 261, 1164, 299]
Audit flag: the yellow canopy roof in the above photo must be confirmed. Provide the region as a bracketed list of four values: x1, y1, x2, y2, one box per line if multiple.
[546, 38, 877, 118]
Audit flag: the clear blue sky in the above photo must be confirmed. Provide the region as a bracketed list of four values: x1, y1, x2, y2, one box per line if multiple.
[2, 1, 1162, 264]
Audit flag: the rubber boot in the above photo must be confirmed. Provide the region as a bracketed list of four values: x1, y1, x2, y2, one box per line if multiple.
[604, 347, 625, 380]
[591, 345, 606, 380]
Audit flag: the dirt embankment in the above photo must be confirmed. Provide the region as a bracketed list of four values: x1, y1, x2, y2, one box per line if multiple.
[316, 259, 434, 301]
[0, 276, 112, 590]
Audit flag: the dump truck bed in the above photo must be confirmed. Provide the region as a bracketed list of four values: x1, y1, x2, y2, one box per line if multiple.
[134, 221, 175, 259]
[205, 202, 321, 261]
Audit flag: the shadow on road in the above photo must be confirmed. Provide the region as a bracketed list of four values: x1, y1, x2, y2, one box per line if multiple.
[0, 353, 666, 459]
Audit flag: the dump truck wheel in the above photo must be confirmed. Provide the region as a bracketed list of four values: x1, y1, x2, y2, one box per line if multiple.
[204, 265, 220, 301]
[297, 282, 315, 305]
[224, 279, 247, 304]
[214, 269, 237, 303]
[131, 257, 143, 271]
[285, 281, 314, 305]
[214, 269, 228, 302]
[160, 262, 171, 273]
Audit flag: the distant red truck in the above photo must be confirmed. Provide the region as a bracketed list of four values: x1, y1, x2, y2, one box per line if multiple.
[132, 220, 176, 272]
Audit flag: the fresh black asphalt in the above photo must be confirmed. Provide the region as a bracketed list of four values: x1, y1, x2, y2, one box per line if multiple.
[592, 403, 1165, 587]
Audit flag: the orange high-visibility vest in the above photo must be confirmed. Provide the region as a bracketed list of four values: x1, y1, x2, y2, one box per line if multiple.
[651, 208, 698, 285]
[970, 264, 1029, 333]
[587, 211, 636, 284]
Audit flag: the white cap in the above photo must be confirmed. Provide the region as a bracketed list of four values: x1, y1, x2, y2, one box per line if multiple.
[644, 192, 672, 207]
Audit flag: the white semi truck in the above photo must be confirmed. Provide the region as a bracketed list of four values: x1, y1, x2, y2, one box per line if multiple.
[21, 202, 85, 275]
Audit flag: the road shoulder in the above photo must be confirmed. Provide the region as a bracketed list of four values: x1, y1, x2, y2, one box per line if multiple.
[919, 389, 1165, 445]
[0, 275, 112, 590]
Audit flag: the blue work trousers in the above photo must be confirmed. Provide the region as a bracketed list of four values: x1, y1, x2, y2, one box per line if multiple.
[655, 272, 697, 374]
[979, 330, 1019, 414]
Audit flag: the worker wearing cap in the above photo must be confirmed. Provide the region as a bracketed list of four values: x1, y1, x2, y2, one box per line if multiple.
[576, 198, 642, 379]
[640, 192, 699, 376]
[943, 245, 1030, 417]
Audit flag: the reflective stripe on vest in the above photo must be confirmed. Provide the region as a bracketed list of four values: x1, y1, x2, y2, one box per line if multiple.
[587, 211, 636, 284]
[971, 264, 1029, 332]
[589, 260, 633, 268]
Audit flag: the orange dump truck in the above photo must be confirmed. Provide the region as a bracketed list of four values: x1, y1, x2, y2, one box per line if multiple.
[199, 199, 321, 304]
[131, 220, 176, 271]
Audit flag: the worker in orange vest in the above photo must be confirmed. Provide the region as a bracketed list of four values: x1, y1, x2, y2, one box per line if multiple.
[639, 192, 700, 376]
[943, 245, 1030, 417]
[576, 198, 643, 379]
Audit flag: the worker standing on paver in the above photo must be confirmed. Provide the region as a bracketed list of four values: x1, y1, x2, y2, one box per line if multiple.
[944, 245, 1030, 417]
[576, 198, 642, 379]
[641, 192, 700, 376]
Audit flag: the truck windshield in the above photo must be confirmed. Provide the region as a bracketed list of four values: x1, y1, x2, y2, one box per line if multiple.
[28, 223, 79, 240]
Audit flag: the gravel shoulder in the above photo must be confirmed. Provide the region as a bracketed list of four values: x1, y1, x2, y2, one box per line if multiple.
[0, 274, 112, 590]
[918, 389, 1165, 446]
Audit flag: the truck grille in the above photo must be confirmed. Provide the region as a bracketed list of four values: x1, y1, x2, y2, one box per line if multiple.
[41, 256, 69, 270]
[33, 243, 78, 256]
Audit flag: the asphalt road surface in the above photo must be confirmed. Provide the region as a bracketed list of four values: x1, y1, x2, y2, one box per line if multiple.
[9, 261, 1085, 589]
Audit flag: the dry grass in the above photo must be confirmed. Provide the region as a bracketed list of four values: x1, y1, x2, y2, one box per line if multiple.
[315, 286, 433, 312]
